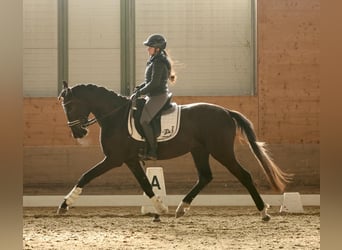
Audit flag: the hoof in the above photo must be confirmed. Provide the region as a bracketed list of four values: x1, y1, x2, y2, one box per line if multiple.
[56, 201, 69, 215]
[260, 203, 271, 222]
[56, 206, 69, 215]
[175, 211, 184, 218]
[175, 202, 190, 218]
[151, 196, 168, 214]
[152, 214, 161, 222]
[262, 214, 271, 222]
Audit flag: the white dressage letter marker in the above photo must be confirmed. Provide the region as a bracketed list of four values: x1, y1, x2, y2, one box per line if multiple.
[279, 192, 304, 213]
[141, 167, 168, 214]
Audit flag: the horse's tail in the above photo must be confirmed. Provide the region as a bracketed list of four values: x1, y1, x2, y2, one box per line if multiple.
[229, 110, 291, 193]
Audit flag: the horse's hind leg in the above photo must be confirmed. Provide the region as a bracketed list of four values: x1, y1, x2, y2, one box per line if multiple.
[175, 147, 213, 218]
[212, 151, 270, 221]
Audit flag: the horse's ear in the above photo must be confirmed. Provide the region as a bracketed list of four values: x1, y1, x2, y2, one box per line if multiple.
[58, 81, 70, 100]
[63, 80, 68, 89]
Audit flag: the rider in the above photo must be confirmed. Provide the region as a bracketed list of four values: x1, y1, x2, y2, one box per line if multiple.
[133, 34, 176, 160]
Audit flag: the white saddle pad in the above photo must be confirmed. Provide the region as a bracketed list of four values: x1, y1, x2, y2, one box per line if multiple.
[128, 105, 181, 142]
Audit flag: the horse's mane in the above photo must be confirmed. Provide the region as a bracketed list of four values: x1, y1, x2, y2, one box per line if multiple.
[71, 84, 129, 103]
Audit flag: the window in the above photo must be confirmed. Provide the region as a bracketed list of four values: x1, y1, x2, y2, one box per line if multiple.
[136, 0, 256, 96]
[23, 0, 256, 97]
[23, 0, 58, 97]
[68, 0, 121, 92]
[23, 0, 121, 97]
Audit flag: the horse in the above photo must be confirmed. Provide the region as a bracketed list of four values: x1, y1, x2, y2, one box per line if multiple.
[57, 81, 291, 221]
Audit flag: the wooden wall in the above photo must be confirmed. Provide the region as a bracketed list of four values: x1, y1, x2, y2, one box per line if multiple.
[23, 96, 260, 146]
[257, 0, 320, 144]
[23, 0, 320, 195]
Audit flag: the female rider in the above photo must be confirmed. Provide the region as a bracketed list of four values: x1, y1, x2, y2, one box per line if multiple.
[133, 34, 176, 160]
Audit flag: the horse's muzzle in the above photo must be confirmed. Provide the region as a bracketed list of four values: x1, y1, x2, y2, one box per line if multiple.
[68, 118, 89, 138]
[70, 125, 88, 138]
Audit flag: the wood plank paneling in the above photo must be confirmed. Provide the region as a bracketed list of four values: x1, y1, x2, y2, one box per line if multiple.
[257, 0, 320, 143]
[23, 98, 100, 146]
[23, 96, 258, 146]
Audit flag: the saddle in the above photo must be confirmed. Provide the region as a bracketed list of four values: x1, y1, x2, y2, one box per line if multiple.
[128, 93, 181, 142]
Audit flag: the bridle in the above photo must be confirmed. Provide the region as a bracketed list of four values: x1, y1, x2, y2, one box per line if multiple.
[62, 98, 130, 129]
[62, 100, 97, 129]
[67, 117, 97, 129]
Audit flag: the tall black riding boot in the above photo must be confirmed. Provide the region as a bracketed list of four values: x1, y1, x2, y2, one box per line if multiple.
[141, 123, 158, 160]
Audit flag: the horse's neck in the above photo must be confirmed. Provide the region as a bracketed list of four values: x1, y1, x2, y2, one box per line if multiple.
[91, 96, 129, 120]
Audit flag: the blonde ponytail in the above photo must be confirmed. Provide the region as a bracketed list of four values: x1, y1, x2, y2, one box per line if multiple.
[164, 50, 177, 84]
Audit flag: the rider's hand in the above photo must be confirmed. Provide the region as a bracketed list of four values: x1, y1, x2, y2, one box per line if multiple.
[130, 90, 140, 100]
[133, 86, 141, 93]
[133, 83, 145, 93]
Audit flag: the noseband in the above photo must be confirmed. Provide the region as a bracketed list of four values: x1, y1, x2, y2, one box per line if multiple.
[62, 100, 97, 129]
[67, 118, 97, 129]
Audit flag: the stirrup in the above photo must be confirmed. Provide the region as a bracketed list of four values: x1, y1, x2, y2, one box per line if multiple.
[147, 147, 158, 160]
[138, 142, 157, 160]
[146, 154, 157, 161]
[139, 151, 157, 161]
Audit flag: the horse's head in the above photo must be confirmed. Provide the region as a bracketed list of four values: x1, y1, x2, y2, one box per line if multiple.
[58, 81, 91, 139]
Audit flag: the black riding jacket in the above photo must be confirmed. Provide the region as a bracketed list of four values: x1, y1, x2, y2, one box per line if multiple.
[137, 51, 171, 96]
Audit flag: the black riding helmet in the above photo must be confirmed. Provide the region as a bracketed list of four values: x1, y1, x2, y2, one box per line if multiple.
[143, 34, 167, 50]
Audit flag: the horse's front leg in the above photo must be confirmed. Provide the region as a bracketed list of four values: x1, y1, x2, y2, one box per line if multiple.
[57, 157, 119, 214]
[126, 160, 168, 214]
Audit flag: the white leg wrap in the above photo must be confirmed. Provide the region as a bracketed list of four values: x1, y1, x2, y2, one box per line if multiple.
[261, 203, 271, 221]
[64, 186, 82, 206]
[151, 195, 168, 214]
[175, 201, 191, 218]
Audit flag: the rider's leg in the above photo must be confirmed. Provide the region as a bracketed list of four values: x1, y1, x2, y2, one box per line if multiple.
[139, 94, 168, 160]
[140, 104, 157, 160]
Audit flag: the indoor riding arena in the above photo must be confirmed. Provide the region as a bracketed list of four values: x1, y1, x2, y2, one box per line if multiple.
[23, 0, 320, 249]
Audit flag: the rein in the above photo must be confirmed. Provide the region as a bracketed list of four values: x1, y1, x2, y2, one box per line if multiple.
[63, 99, 130, 129]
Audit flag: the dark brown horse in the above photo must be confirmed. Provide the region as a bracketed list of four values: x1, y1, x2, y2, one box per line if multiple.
[57, 81, 290, 221]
